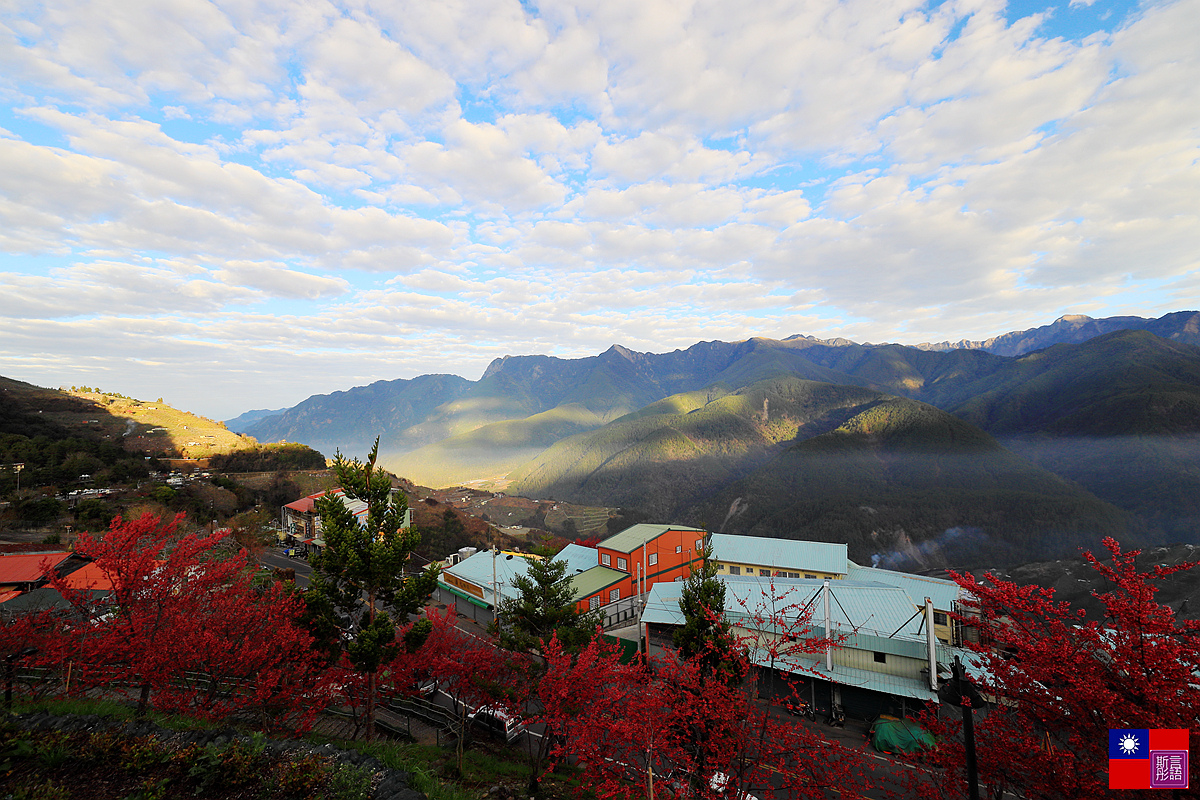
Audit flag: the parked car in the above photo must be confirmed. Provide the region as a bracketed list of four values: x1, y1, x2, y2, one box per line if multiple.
[467, 705, 527, 743]
[665, 770, 759, 800]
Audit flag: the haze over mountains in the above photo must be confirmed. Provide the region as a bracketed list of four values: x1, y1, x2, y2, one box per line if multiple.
[230, 311, 1200, 564]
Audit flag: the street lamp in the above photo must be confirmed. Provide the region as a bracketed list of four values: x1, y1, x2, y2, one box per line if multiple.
[938, 655, 987, 800]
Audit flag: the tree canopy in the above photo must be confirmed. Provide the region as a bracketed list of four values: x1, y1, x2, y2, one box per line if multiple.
[304, 438, 439, 738]
[495, 553, 600, 655]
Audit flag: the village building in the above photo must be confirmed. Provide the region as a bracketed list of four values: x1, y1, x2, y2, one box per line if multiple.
[435, 542, 634, 626]
[641, 574, 979, 721]
[280, 489, 412, 554]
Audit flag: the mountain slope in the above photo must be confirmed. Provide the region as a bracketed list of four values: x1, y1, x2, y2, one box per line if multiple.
[948, 330, 1200, 436]
[696, 396, 1134, 564]
[240, 374, 473, 458]
[506, 376, 1131, 562]
[507, 378, 883, 517]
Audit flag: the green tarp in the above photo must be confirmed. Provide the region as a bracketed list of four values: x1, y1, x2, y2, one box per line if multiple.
[869, 717, 935, 754]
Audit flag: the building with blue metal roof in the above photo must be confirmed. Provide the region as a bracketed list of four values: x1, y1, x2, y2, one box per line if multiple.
[709, 533, 847, 579]
[641, 575, 978, 720]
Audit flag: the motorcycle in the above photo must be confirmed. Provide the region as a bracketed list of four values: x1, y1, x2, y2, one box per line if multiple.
[794, 699, 816, 722]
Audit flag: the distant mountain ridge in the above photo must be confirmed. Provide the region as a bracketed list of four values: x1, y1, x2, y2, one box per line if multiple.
[226, 310, 1200, 561]
[913, 310, 1200, 356]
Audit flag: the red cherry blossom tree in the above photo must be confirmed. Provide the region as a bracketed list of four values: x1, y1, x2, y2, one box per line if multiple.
[2, 512, 332, 731]
[418, 605, 531, 775]
[534, 571, 896, 800]
[921, 537, 1200, 800]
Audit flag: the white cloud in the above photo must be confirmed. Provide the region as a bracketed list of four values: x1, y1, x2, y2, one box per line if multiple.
[0, 0, 1194, 418]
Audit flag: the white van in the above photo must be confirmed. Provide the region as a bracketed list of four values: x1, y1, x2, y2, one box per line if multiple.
[468, 705, 526, 743]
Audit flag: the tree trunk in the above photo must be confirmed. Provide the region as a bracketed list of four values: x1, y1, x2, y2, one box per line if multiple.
[136, 682, 151, 718]
[366, 670, 376, 742]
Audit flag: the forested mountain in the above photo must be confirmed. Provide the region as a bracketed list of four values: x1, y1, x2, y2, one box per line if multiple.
[508, 377, 1132, 564]
[228, 311, 1200, 562]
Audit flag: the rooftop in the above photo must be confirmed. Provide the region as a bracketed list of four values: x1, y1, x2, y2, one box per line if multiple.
[571, 566, 629, 599]
[598, 523, 707, 554]
[846, 562, 961, 610]
[710, 533, 847, 575]
[642, 576, 929, 641]
[0, 552, 70, 585]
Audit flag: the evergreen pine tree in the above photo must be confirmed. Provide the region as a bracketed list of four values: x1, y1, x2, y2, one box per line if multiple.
[673, 544, 745, 686]
[495, 554, 601, 655]
[304, 438, 439, 739]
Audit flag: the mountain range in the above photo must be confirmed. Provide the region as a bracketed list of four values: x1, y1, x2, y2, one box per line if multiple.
[230, 311, 1200, 564]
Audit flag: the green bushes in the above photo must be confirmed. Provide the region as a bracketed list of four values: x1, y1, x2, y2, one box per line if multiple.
[0, 725, 376, 800]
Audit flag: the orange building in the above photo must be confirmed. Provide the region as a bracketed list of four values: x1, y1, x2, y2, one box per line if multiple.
[595, 523, 708, 596]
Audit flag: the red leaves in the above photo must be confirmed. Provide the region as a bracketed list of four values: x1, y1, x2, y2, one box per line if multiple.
[6, 513, 333, 730]
[924, 537, 1200, 799]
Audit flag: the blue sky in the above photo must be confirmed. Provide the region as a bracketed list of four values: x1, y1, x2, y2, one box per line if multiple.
[0, 0, 1196, 419]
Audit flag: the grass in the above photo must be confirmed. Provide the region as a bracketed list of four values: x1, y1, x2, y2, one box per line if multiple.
[13, 696, 226, 732]
[8, 697, 589, 800]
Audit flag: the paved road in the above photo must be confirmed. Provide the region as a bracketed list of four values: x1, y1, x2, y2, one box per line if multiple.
[261, 547, 313, 588]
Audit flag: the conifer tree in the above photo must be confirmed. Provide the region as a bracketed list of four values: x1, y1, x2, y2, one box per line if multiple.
[674, 545, 745, 686]
[305, 438, 439, 739]
[494, 554, 600, 655]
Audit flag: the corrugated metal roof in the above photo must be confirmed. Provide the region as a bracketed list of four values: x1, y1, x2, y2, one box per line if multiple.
[440, 545, 607, 606]
[711, 533, 847, 575]
[642, 577, 926, 641]
[59, 562, 116, 591]
[558, 543, 601, 574]
[846, 562, 961, 611]
[598, 523, 707, 554]
[0, 552, 70, 584]
[570, 566, 628, 598]
[440, 549, 533, 606]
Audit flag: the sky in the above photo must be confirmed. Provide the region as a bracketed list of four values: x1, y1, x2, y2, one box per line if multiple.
[1, 0, 1197, 420]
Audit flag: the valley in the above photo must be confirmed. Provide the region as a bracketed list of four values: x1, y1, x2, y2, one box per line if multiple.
[226, 312, 1200, 567]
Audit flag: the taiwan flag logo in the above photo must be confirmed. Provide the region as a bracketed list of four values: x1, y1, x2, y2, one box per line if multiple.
[1109, 728, 1190, 789]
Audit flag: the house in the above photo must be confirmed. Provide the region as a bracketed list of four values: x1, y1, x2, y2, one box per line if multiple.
[706, 533, 961, 644]
[595, 523, 708, 594]
[0, 551, 72, 597]
[435, 543, 634, 626]
[641, 575, 982, 721]
[281, 488, 412, 553]
[0, 550, 108, 616]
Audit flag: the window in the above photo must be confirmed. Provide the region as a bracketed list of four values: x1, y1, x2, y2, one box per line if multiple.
[674, 576, 682, 582]
[759, 568, 770, 576]
[729, 565, 741, 575]
[676, 545, 682, 554]
[934, 611, 948, 626]
[649, 553, 658, 566]
[804, 574, 816, 579]
[717, 564, 725, 571]
[788, 572, 800, 579]
[589, 595, 600, 610]
[696, 539, 703, 551]
[873, 652, 887, 664]
[617, 557, 627, 571]
[601, 553, 611, 566]
[610, 588, 620, 602]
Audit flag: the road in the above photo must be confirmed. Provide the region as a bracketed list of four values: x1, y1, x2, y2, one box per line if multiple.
[260, 546, 313, 588]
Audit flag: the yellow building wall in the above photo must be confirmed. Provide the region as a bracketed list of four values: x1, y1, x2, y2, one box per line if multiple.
[713, 560, 844, 581]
